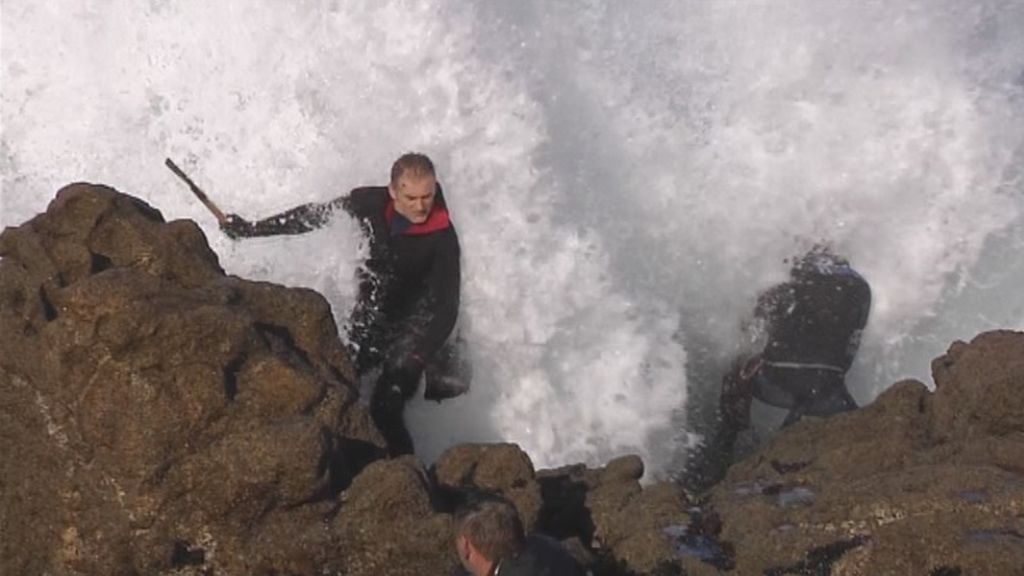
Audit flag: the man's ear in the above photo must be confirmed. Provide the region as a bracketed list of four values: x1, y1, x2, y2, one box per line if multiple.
[456, 534, 471, 564]
[387, 184, 398, 200]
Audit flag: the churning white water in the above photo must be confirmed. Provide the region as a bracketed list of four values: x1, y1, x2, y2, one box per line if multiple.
[3, 1, 1024, 476]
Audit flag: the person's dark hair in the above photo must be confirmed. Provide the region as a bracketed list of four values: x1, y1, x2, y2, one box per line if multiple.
[454, 495, 525, 562]
[390, 152, 436, 187]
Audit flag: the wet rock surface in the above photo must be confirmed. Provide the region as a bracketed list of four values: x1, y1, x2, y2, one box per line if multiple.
[434, 442, 544, 531]
[4, 185, 1024, 575]
[0, 184, 690, 575]
[0, 184, 396, 575]
[532, 454, 693, 574]
[691, 331, 1024, 576]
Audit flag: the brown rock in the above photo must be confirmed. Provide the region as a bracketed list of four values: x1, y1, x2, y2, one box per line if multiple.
[9, 183, 1024, 576]
[0, 184, 384, 575]
[601, 454, 645, 484]
[702, 331, 1024, 575]
[434, 442, 543, 531]
[930, 330, 1024, 441]
[435, 442, 536, 490]
[586, 466, 689, 574]
[537, 457, 691, 575]
[335, 457, 456, 576]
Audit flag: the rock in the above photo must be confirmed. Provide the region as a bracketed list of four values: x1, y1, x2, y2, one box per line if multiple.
[0, 184, 384, 575]
[930, 330, 1024, 441]
[586, 466, 690, 574]
[434, 446, 692, 574]
[699, 331, 1024, 575]
[7, 184, 1024, 576]
[2, 183, 689, 575]
[334, 457, 456, 576]
[435, 443, 536, 491]
[537, 457, 691, 575]
[434, 442, 544, 532]
[602, 454, 645, 484]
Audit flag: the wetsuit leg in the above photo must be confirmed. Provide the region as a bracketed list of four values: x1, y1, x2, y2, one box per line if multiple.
[690, 357, 757, 489]
[423, 334, 471, 402]
[369, 339, 424, 457]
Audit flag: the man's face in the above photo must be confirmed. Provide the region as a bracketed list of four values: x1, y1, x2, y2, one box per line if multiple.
[389, 173, 436, 224]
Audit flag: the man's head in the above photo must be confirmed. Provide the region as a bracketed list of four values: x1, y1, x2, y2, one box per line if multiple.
[453, 497, 525, 576]
[389, 152, 437, 224]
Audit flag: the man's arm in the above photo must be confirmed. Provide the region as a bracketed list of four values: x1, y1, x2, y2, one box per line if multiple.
[221, 195, 351, 239]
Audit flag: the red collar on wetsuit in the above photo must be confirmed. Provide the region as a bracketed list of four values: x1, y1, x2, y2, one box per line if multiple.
[384, 199, 451, 236]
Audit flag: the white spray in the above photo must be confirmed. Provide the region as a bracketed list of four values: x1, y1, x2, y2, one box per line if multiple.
[2, 0, 1023, 476]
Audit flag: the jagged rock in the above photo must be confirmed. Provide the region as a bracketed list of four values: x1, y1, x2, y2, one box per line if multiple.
[0, 183, 690, 576]
[537, 456, 691, 575]
[584, 458, 689, 574]
[930, 330, 1024, 441]
[434, 442, 544, 531]
[434, 445, 693, 574]
[698, 331, 1024, 576]
[0, 184, 383, 575]
[7, 184, 1024, 576]
[334, 456, 455, 576]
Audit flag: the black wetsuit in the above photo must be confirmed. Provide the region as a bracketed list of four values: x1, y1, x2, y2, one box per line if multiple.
[690, 258, 870, 490]
[699, 257, 869, 477]
[493, 535, 587, 576]
[224, 185, 460, 456]
[750, 261, 870, 424]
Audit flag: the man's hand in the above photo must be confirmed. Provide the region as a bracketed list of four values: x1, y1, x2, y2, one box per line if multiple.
[220, 214, 254, 239]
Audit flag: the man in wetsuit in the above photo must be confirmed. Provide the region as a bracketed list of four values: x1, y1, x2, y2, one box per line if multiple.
[715, 246, 871, 460]
[453, 497, 586, 576]
[220, 153, 462, 456]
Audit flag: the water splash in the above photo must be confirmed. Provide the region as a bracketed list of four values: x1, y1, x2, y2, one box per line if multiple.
[3, 0, 1023, 475]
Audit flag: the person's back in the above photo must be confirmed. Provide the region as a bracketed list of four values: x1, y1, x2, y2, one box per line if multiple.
[759, 259, 871, 371]
[750, 247, 871, 422]
[496, 535, 586, 576]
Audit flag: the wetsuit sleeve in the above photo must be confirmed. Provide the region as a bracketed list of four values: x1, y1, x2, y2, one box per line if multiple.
[413, 229, 461, 361]
[236, 194, 355, 237]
